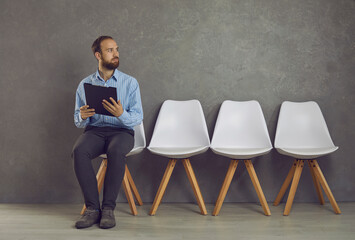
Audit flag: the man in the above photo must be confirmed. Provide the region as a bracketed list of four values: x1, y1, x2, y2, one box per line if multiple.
[72, 36, 143, 229]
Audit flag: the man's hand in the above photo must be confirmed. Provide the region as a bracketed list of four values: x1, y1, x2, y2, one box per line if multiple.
[102, 97, 123, 117]
[80, 105, 95, 120]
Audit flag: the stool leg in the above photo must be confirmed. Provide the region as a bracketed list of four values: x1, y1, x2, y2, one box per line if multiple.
[182, 158, 207, 215]
[212, 160, 239, 216]
[122, 171, 138, 216]
[284, 160, 304, 216]
[307, 160, 325, 205]
[149, 159, 177, 216]
[311, 160, 341, 214]
[244, 160, 271, 216]
[125, 165, 143, 206]
[274, 160, 297, 206]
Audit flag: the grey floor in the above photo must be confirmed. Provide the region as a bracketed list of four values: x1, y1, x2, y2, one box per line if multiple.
[0, 202, 354, 240]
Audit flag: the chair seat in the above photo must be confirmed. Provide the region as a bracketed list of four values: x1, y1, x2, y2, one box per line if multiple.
[147, 146, 209, 159]
[126, 146, 145, 157]
[99, 146, 145, 159]
[210, 147, 272, 159]
[276, 146, 339, 159]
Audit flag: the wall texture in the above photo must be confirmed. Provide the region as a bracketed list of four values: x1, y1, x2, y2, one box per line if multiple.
[0, 0, 354, 204]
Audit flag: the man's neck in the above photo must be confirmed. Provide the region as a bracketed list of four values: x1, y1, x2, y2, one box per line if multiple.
[98, 67, 114, 82]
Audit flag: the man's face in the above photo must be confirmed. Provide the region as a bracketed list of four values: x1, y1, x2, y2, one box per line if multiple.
[99, 39, 119, 70]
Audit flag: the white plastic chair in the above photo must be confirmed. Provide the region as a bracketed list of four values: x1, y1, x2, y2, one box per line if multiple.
[273, 101, 341, 215]
[210, 100, 272, 216]
[80, 122, 146, 216]
[148, 100, 210, 215]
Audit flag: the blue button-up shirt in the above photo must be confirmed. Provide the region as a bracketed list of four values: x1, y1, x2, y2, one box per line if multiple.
[74, 69, 143, 130]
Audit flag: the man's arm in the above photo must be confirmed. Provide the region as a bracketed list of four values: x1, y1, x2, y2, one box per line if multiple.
[74, 84, 92, 128]
[117, 81, 143, 128]
[102, 80, 143, 128]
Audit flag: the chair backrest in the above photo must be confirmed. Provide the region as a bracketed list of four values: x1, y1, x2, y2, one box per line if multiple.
[211, 100, 272, 149]
[148, 100, 210, 148]
[275, 101, 336, 149]
[127, 122, 146, 156]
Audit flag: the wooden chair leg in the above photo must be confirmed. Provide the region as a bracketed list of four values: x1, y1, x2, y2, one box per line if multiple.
[284, 160, 304, 216]
[149, 159, 177, 216]
[182, 159, 208, 215]
[274, 160, 297, 206]
[212, 160, 239, 216]
[310, 160, 341, 214]
[307, 160, 325, 205]
[81, 159, 108, 215]
[122, 171, 138, 216]
[125, 165, 143, 206]
[244, 160, 271, 216]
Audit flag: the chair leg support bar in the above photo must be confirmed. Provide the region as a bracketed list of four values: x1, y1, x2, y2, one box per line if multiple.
[149, 159, 177, 216]
[284, 160, 304, 216]
[212, 160, 239, 216]
[307, 160, 325, 205]
[244, 160, 271, 216]
[182, 159, 208, 215]
[273, 160, 297, 206]
[311, 160, 341, 214]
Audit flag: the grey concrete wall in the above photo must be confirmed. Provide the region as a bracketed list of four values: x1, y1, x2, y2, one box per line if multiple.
[0, 0, 354, 204]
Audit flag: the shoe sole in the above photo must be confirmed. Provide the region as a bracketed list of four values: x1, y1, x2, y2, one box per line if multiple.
[75, 219, 100, 229]
[99, 223, 116, 229]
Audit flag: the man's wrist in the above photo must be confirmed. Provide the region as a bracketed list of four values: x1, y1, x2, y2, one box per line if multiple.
[80, 113, 86, 120]
[79, 113, 89, 121]
[116, 110, 123, 117]
[117, 110, 128, 120]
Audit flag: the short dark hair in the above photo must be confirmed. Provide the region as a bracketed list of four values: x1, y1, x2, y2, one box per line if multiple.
[91, 36, 113, 54]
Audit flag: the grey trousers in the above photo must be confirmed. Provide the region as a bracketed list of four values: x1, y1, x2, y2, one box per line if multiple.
[72, 126, 134, 210]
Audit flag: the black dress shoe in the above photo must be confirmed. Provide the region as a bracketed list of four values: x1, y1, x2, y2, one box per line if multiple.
[100, 208, 116, 229]
[75, 208, 100, 229]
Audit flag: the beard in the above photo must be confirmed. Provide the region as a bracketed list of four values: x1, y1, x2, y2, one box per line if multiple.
[102, 57, 119, 70]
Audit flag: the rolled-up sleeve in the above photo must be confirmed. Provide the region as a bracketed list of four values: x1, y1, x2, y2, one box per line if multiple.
[74, 83, 89, 128]
[117, 80, 143, 128]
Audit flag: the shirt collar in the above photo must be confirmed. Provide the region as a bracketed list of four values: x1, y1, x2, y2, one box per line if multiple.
[95, 69, 119, 82]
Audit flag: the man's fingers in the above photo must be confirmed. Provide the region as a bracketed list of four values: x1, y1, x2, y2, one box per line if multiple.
[80, 103, 94, 120]
[109, 97, 120, 107]
[82, 110, 95, 115]
[103, 103, 114, 114]
[81, 111, 95, 120]
[102, 101, 115, 112]
[102, 99, 113, 106]
[80, 109, 95, 116]
[82, 113, 95, 118]
[102, 99, 113, 108]
[82, 108, 95, 113]
[80, 105, 89, 110]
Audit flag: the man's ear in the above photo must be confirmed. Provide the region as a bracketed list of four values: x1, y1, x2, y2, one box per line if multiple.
[94, 52, 101, 61]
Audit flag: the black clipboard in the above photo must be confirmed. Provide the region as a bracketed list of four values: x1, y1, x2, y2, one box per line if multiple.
[84, 83, 117, 116]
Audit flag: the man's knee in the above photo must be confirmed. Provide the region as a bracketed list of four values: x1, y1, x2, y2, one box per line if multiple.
[107, 133, 134, 158]
[72, 143, 91, 160]
[106, 147, 129, 159]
